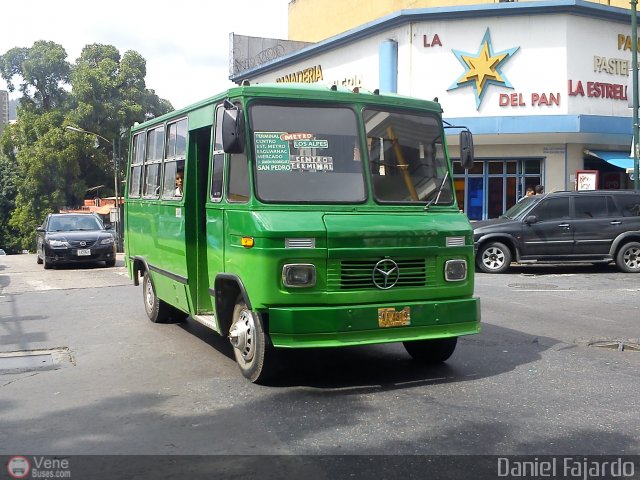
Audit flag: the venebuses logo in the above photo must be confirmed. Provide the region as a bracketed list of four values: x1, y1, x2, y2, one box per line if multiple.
[7, 456, 30, 479]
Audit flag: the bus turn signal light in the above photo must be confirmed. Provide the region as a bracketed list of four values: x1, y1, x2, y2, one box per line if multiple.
[241, 237, 254, 248]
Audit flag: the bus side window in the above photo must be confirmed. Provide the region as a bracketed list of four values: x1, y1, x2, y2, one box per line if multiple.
[211, 105, 225, 201]
[144, 125, 164, 197]
[129, 133, 145, 197]
[227, 153, 250, 203]
[162, 119, 187, 199]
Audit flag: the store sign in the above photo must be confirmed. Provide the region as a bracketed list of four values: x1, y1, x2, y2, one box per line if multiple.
[276, 65, 323, 83]
[593, 56, 629, 75]
[448, 28, 519, 109]
[567, 80, 627, 100]
[618, 34, 640, 51]
[423, 34, 442, 48]
[498, 92, 560, 107]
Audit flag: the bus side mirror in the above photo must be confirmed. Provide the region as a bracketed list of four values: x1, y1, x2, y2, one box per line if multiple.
[460, 130, 474, 170]
[222, 102, 245, 154]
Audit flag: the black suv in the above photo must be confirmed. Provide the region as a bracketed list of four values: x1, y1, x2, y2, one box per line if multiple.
[36, 213, 117, 269]
[473, 190, 640, 273]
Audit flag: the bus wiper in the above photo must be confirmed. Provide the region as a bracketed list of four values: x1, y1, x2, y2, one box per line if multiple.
[424, 171, 449, 211]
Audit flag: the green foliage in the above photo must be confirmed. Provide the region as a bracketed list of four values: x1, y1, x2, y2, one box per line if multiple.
[0, 41, 71, 112]
[0, 40, 175, 250]
[0, 147, 21, 252]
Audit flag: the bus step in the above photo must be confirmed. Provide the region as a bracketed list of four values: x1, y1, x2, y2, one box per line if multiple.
[192, 314, 220, 334]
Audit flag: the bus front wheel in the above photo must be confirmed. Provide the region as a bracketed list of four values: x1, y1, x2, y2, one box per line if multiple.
[142, 271, 177, 323]
[403, 337, 458, 364]
[229, 297, 276, 384]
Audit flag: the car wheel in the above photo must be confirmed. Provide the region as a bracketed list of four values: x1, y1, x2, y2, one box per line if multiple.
[228, 296, 277, 384]
[43, 255, 53, 270]
[105, 259, 116, 267]
[615, 241, 640, 273]
[477, 241, 512, 273]
[36, 252, 43, 264]
[403, 337, 458, 363]
[142, 271, 178, 323]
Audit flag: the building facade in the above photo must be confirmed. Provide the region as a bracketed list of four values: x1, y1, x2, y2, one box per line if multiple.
[287, 0, 632, 42]
[232, 0, 635, 220]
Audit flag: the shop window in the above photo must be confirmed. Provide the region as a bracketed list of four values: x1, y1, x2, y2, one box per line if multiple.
[488, 161, 503, 174]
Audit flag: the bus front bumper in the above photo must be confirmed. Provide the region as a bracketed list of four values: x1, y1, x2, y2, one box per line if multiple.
[267, 297, 481, 348]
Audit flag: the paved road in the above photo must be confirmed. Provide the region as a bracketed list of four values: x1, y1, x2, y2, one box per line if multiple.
[1, 254, 639, 460]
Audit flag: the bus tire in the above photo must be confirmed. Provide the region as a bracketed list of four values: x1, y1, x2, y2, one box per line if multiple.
[142, 271, 174, 323]
[229, 297, 276, 384]
[403, 337, 457, 364]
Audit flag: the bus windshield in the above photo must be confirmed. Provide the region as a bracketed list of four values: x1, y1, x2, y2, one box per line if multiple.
[364, 108, 452, 204]
[250, 104, 365, 203]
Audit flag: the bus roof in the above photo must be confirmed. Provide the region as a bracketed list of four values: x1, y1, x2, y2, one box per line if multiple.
[131, 83, 443, 133]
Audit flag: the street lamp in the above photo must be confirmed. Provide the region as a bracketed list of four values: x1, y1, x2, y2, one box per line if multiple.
[65, 125, 121, 251]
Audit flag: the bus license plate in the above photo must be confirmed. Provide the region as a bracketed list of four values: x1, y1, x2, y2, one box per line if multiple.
[378, 307, 411, 328]
[77, 249, 91, 256]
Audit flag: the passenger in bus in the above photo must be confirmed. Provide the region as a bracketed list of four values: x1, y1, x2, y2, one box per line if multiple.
[175, 171, 184, 197]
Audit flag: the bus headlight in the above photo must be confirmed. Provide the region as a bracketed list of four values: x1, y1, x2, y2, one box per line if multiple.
[445, 260, 467, 281]
[282, 264, 316, 288]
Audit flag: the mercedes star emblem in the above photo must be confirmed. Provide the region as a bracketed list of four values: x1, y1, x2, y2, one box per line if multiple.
[372, 259, 400, 290]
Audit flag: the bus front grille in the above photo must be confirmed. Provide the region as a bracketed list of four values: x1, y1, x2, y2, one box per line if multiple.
[328, 258, 434, 290]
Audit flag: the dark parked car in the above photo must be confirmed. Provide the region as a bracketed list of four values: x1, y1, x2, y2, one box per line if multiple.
[36, 213, 117, 269]
[473, 190, 640, 273]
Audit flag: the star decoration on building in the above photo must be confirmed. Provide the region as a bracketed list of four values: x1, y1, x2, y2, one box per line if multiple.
[448, 29, 519, 109]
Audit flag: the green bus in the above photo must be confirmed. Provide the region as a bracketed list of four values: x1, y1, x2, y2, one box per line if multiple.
[124, 83, 480, 383]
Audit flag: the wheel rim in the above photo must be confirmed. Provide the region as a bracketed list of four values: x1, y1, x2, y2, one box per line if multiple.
[482, 246, 505, 270]
[144, 277, 155, 312]
[229, 309, 256, 363]
[623, 246, 640, 270]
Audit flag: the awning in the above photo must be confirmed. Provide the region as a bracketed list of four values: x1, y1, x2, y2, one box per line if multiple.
[588, 150, 635, 169]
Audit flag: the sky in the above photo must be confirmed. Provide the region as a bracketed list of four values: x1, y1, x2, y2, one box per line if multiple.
[0, 0, 290, 110]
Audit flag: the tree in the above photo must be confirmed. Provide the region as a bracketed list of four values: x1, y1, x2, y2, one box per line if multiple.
[2, 109, 86, 250]
[0, 41, 174, 251]
[0, 41, 70, 112]
[67, 44, 173, 193]
[0, 147, 21, 253]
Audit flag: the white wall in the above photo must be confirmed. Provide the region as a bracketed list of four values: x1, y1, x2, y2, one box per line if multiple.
[249, 12, 631, 121]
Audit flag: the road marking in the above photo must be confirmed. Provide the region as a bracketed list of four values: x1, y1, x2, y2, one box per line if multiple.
[514, 289, 573, 292]
[26, 280, 53, 291]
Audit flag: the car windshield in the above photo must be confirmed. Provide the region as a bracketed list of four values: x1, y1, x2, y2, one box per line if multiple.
[48, 215, 102, 231]
[363, 108, 452, 204]
[501, 195, 541, 219]
[250, 103, 365, 203]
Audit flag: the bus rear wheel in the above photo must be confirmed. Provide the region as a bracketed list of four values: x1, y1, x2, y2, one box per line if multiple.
[142, 271, 179, 323]
[403, 337, 458, 364]
[228, 297, 276, 384]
